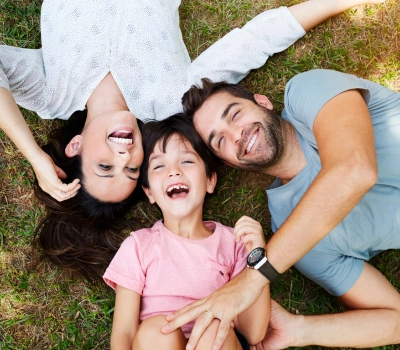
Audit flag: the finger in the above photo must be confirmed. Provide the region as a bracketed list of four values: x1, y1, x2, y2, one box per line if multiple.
[186, 311, 215, 350]
[212, 318, 232, 350]
[64, 178, 81, 190]
[162, 303, 205, 334]
[55, 165, 67, 179]
[58, 190, 79, 202]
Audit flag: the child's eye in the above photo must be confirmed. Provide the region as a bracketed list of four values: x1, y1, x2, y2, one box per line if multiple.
[153, 164, 164, 170]
[99, 164, 112, 171]
[182, 160, 194, 164]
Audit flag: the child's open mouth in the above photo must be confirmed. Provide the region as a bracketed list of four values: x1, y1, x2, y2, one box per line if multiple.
[166, 184, 189, 199]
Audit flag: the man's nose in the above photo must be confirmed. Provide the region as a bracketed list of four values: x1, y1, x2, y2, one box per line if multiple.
[231, 125, 244, 143]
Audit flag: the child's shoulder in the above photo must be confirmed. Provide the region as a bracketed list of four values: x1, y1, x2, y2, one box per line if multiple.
[127, 220, 164, 239]
[205, 220, 234, 236]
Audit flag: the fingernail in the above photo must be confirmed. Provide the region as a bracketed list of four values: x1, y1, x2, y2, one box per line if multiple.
[161, 324, 170, 332]
[186, 344, 192, 350]
[166, 313, 173, 320]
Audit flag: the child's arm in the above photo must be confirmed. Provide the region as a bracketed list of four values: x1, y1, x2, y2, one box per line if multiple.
[111, 284, 141, 350]
[233, 216, 271, 345]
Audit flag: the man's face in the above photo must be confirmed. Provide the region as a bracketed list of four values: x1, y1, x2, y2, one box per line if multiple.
[193, 92, 284, 172]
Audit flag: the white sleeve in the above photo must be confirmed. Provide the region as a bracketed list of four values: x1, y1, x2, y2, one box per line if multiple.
[0, 45, 47, 114]
[187, 7, 305, 85]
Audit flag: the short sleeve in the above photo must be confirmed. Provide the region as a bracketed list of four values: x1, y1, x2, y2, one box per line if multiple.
[231, 242, 248, 278]
[188, 7, 305, 85]
[0, 46, 48, 114]
[294, 249, 365, 297]
[103, 235, 145, 295]
[282, 69, 369, 148]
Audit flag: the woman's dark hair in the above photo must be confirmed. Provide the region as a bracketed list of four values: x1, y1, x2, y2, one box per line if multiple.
[141, 113, 219, 189]
[34, 110, 145, 282]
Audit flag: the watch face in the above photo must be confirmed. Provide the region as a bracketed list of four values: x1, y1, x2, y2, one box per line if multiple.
[247, 247, 265, 267]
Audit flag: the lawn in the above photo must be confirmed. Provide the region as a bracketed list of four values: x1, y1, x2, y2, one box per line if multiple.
[1, 0, 399, 349]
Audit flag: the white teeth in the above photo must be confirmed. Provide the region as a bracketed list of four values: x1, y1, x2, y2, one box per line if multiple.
[109, 137, 133, 144]
[246, 132, 258, 153]
[166, 184, 189, 193]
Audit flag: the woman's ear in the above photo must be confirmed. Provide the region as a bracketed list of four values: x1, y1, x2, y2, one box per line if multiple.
[142, 186, 156, 204]
[206, 172, 217, 194]
[65, 135, 83, 158]
[254, 94, 274, 110]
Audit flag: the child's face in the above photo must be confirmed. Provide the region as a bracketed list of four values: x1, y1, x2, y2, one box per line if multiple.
[143, 134, 216, 220]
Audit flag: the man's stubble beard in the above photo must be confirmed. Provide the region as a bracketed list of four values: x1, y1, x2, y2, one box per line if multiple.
[236, 107, 284, 172]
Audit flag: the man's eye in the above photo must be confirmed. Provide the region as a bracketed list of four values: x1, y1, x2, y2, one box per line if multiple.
[232, 112, 239, 121]
[126, 167, 138, 173]
[99, 164, 112, 171]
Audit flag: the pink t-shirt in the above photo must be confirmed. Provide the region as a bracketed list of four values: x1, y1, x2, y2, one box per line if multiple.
[103, 220, 247, 337]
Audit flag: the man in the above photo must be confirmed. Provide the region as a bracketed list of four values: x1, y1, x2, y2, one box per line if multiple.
[161, 69, 400, 349]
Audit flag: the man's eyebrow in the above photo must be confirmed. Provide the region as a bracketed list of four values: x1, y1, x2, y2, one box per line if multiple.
[95, 173, 138, 181]
[207, 102, 239, 151]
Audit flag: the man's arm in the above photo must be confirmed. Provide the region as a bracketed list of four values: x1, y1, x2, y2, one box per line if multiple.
[260, 263, 400, 349]
[162, 89, 378, 349]
[266, 89, 377, 274]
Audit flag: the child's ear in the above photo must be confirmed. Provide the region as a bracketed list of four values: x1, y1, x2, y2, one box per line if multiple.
[142, 186, 156, 204]
[206, 172, 217, 194]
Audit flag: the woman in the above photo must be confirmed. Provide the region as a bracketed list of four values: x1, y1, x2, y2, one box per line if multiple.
[0, 0, 373, 279]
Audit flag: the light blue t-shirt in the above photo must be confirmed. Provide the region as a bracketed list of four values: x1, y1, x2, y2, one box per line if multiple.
[266, 69, 400, 296]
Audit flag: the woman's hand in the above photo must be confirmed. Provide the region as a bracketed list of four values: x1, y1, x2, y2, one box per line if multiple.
[234, 216, 266, 253]
[31, 151, 80, 201]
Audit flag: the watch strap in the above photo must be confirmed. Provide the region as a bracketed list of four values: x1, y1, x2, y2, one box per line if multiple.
[257, 258, 281, 283]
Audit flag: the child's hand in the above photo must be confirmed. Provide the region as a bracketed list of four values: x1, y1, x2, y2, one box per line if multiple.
[234, 216, 266, 253]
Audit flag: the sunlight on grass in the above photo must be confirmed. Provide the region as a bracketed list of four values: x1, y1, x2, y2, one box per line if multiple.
[1, 0, 399, 349]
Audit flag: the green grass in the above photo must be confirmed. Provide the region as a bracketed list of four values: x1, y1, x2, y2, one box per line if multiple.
[1, 0, 400, 349]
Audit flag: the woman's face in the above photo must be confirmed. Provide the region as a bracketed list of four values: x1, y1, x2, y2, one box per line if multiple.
[68, 111, 143, 202]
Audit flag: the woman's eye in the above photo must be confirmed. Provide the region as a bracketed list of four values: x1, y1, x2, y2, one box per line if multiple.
[126, 167, 138, 173]
[99, 164, 112, 171]
[218, 136, 224, 148]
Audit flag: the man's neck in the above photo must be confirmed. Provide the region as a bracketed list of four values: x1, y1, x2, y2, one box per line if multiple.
[262, 120, 307, 184]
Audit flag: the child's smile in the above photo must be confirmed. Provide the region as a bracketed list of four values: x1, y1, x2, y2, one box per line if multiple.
[144, 134, 216, 224]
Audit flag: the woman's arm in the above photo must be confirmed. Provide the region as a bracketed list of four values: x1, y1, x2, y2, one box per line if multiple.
[233, 216, 271, 345]
[111, 285, 141, 350]
[0, 87, 80, 201]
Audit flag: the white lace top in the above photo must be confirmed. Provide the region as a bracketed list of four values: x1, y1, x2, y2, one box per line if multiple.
[0, 0, 304, 121]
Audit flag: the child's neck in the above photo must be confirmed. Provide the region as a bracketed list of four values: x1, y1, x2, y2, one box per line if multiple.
[163, 213, 212, 240]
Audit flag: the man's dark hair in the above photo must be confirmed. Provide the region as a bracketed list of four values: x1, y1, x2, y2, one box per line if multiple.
[141, 113, 219, 189]
[34, 110, 145, 282]
[182, 78, 257, 121]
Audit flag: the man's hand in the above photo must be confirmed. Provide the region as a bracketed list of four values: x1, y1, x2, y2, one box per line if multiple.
[161, 269, 268, 350]
[234, 216, 266, 253]
[31, 151, 81, 201]
[255, 300, 299, 350]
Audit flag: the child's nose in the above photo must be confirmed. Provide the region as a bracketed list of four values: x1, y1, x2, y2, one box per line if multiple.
[168, 169, 181, 177]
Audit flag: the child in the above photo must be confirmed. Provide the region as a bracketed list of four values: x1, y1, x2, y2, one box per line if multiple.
[103, 114, 270, 349]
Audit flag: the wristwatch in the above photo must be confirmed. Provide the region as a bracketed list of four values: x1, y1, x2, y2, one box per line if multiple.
[247, 247, 281, 283]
